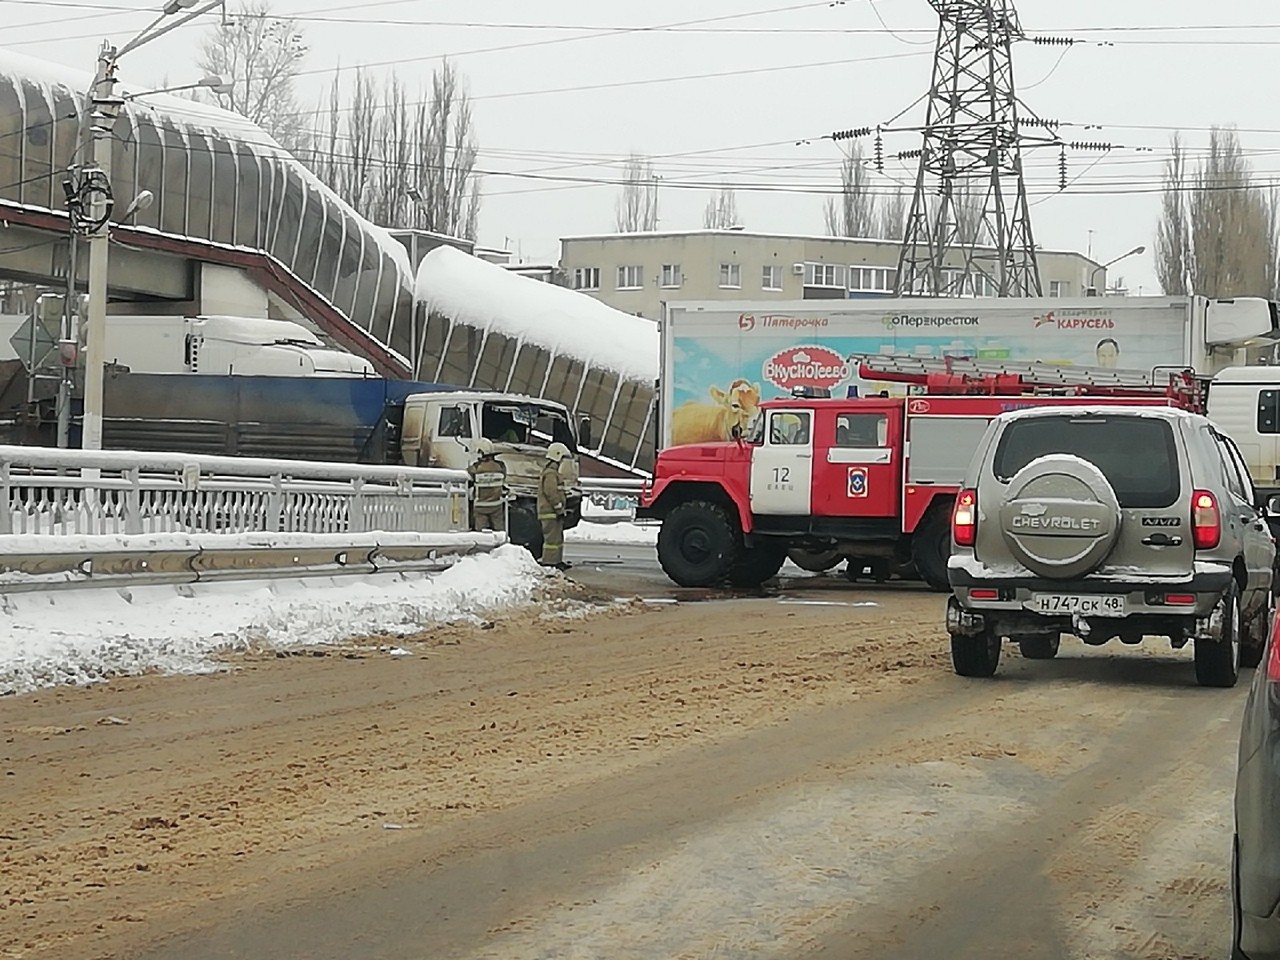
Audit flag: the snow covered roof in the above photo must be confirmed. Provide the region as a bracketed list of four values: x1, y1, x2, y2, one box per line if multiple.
[196, 316, 323, 345]
[415, 246, 659, 383]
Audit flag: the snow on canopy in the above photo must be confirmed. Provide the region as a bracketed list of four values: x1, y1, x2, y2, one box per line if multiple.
[415, 246, 659, 383]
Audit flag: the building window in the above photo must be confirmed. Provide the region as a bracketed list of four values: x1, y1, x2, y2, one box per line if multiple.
[849, 266, 897, 293]
[573, 266, 600, 291]
[616, 265, 643, 290]
[762, 265, 783, 290]
[804, 262, 845, 288]
[660, 264, 682, 288]
[1049, 280, 1066, 298]
[719, 263, 741, 288]
[968, 274, 996, 298]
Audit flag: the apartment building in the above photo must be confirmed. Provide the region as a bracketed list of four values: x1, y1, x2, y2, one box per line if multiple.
[560, 230, 1104, 320]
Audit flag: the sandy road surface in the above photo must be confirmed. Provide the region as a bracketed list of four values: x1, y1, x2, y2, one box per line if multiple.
[0, 573, 1245, 960]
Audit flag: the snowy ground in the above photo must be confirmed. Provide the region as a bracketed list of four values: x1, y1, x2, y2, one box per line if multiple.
[0, 545, 545, 696]
[566, 520, 658, 546]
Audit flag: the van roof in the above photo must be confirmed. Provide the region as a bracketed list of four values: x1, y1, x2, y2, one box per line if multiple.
[1212, 365, 1280, 385]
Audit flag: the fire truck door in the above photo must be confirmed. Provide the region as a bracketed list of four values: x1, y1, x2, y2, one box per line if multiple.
[749, 410, 814, 515]
[815, 410, 897, 517]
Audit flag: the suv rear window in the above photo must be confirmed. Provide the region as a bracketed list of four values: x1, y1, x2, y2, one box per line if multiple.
[992, 415, 1180, 508]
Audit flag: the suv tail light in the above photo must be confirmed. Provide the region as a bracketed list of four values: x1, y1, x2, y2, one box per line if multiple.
[953, 489, 977, 547]
[1191, 489, 1221, 550]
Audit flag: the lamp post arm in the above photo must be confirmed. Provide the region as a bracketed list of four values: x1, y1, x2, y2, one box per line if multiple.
[119, 0, 225, 57]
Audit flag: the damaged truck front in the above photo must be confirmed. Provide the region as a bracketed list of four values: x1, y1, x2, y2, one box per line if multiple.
[401, 391, 588, 556]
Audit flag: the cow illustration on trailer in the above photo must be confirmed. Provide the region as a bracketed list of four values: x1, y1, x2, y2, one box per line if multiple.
[670, 379, 762, 446]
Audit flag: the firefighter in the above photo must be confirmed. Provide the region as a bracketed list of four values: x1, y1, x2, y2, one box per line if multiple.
[468, 438, 507, 533]
[538, 442, 571, 570]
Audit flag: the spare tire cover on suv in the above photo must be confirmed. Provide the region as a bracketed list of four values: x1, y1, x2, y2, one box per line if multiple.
[997, 455, 1122, 580]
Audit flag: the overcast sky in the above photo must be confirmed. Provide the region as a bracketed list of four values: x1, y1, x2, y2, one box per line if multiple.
[5, 0, 1279, 294]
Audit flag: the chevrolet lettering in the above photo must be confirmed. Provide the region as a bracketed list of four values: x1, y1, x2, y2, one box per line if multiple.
[1010, 515, 1102, 532]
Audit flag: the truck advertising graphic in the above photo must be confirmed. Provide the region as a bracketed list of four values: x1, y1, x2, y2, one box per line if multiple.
[660, 297, 1278, 446]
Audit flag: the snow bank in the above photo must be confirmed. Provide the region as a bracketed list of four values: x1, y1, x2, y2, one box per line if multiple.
[415, 246, 660, 383]
[566, 521, 658, 546]
[0, 545, 542, 696]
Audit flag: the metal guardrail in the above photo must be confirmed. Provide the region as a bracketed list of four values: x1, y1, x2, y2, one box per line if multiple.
[0, 530, 504, 593]
[0, 446, 489, 592]
[579, 477, 647, 497]
[0, 446, 470, 537]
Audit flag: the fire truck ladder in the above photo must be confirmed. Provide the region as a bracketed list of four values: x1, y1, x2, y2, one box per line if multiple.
[853, 354, 1207, 409]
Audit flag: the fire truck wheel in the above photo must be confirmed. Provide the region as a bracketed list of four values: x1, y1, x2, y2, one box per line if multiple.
[1016, 635, 1060, 660]
[508, 505, 544, 561]
[951, 629, 1002, 678]
[729, 544, 786, 587]
[657, 500, 741, 587]
[912, 511, 953, 592]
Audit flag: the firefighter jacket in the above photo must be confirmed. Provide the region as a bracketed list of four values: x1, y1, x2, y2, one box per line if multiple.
[467, 455, 507, 509]
[537, 461, 566, 520]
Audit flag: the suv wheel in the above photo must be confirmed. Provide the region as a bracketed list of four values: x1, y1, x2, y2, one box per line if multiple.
[1195, 583, 1241, 688]
[657, 500, 741, 587]
[951, 629, 1002, 678]
[1017, 635, 1060, 660]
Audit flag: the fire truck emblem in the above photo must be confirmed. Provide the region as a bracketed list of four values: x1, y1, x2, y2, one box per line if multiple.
[907, 398, 931, 414]
[848, 467, 869, 498]
[763, 345, 851, 392]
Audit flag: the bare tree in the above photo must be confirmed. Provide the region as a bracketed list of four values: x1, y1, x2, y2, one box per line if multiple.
[824, 145, 877, 238]
[950, 179, 989, 247]
[415, 60, 481, 239]
[198, 0, 310, 154]
[1188, 127, 1273, 298]
[309, 60, 482, 239]
[877, 190, 908, 241]
[1156, 133, 1191, 295]
[703, 185, 740, 229]
[615, 154, 659, 232]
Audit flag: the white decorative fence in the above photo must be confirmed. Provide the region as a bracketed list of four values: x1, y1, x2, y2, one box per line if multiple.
[0, 447, 469, 536]
[0, 447, 491, 591]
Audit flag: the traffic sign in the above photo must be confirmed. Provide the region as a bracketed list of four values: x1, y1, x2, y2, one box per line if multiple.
[9, 314, 60, 373]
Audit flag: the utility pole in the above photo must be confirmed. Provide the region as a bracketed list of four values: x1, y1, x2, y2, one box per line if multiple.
[75, 0, 226, 450]
[895, 0, 1047, 298]
[80, 44, 121, 451]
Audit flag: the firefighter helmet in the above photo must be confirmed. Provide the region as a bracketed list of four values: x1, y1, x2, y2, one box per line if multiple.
[546, 442, 570, 463]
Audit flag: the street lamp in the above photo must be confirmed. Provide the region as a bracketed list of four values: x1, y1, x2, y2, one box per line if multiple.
[1087, 245, 1146, 297]
[79, 0, 226, 452]
[123, 74, 233, 99]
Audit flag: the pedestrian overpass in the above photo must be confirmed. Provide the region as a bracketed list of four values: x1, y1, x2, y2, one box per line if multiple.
[0, 49, 658, 475]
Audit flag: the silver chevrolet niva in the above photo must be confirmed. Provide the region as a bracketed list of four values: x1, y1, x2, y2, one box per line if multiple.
[946, 405, 1275, 688]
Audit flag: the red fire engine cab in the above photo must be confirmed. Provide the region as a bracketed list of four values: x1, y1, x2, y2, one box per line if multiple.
[637, 356, 1206, 589]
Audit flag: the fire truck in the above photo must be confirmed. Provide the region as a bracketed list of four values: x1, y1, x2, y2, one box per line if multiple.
[637, 356, 1207, 589]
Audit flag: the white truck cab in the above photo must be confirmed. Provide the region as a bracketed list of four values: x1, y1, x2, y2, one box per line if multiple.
[98, 315, 375, 378]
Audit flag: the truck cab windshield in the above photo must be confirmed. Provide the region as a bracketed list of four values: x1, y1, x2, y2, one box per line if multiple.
[482, 402, 577, 453]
